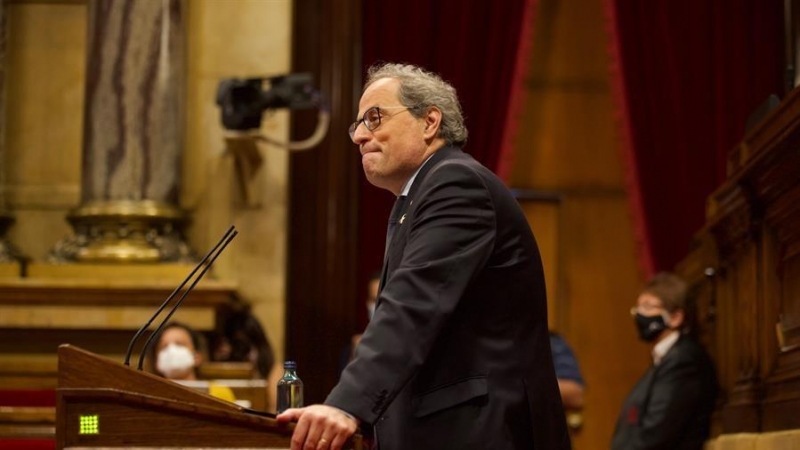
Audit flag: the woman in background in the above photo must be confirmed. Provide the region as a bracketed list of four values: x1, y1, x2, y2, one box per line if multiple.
[151, 321, 236, 403]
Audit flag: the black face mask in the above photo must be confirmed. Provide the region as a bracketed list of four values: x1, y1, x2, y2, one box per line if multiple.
[634, 313, 667, 342]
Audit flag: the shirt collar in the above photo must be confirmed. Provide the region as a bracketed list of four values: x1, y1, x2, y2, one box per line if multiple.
[399, 154, 434, 197]
[652, 330, 680, 365]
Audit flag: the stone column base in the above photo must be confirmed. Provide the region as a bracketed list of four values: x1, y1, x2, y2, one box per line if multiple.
[49, 200, 191, 263]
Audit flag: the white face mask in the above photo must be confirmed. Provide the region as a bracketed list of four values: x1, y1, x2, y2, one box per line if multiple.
[156, 343, 195, 379]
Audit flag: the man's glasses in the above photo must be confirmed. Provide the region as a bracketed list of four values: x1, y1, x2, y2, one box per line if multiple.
[348, 106, 412, 142]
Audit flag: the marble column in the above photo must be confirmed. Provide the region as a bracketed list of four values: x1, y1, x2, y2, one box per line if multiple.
[0, 0, 19, 263]
[51, 0, 189, 262]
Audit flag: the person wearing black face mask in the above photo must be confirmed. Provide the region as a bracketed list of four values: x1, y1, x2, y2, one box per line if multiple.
[611, 272, 718, 450]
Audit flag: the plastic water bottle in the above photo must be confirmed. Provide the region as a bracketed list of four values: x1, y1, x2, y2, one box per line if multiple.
[277, 361, 303, 413]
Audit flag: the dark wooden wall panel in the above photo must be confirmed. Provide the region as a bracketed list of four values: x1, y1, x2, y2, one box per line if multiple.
[287, 0, 362, 403]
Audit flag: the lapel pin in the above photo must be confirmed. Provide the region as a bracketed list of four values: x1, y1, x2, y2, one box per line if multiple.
[400, 214, 406, 224]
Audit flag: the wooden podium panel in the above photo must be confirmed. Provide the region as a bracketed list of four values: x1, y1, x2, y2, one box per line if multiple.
[60, 390, 288, 448]
[57, 345, 361, 449]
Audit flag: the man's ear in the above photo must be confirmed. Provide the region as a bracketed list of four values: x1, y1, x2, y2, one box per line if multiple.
[422, 106, 442, 140]
[667, 309, 685, 329]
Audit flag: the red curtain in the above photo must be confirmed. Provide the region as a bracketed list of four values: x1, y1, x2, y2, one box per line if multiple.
[605, 0, 785, 275]
[356, 0, 538, 318]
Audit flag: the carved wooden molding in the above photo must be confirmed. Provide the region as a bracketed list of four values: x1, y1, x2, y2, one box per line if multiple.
[682, 89, 800, 434]
[732, 87, 800, 175]
[708, 88, 800, 261]
[707, 183, 758, 261]
[722, 381, 763, 433]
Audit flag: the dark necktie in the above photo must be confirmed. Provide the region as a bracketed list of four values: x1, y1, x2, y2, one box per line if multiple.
[385, 195, 407, 256]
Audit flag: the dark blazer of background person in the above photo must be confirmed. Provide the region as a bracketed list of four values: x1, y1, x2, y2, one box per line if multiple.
[611, 334, 717, 450]
[327, 145, 570, 449]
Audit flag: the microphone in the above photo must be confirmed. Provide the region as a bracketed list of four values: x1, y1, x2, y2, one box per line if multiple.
[123, 225, 238, 368]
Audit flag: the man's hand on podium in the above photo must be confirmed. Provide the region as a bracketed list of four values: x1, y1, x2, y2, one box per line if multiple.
[277, 404, 359, 450]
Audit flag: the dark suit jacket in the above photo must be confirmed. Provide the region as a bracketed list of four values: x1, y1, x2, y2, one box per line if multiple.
[327, 146, 570, 449]
[611, 334, 718, 450]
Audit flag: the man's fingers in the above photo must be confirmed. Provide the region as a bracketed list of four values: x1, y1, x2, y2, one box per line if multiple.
[327, 418, 356, 450]
[302, 419, 324, 450]
[329, 433, 348, 450]
[290, 412, 311, 450]
[276, 407, 304, 423]
[317, 434, 334, 450]
[284, 405, 357, 450]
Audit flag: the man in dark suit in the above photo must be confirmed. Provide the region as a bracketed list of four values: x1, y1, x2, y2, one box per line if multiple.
[277, 63, 570, 450]
[611, 272, 717, 450]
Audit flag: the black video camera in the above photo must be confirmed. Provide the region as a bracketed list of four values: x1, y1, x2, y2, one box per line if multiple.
[216, 73, 316, 131]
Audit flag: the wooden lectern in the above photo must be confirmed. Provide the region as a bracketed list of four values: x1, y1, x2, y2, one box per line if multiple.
[56, 345, 361, 449]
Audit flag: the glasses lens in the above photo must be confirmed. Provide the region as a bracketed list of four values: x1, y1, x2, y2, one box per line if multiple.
[348, 121, 358, 140]
[365, 108, 381, 130]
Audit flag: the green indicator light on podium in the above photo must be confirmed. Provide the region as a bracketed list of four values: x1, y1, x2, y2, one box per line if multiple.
[79, 414, 99, 435]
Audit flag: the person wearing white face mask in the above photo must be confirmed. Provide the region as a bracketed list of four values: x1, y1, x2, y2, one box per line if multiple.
[611, 272, 718, 450]
[151, 322, 236, 402]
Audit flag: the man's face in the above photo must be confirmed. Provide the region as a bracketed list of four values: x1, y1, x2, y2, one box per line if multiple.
[634, 292, 684, 330]
[352, 78, 429, 195]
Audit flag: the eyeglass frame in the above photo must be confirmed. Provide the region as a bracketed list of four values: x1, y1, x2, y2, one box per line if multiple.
[348, 105, 418, 142]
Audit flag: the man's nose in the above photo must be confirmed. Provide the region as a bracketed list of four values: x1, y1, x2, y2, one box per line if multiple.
[352, 122, 371, 145]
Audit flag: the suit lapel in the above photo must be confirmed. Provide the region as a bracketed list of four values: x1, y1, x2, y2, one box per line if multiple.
[637, 336, 683, 422]
[378, 146, 463, 295]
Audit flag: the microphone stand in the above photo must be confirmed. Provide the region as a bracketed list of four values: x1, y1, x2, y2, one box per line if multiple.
[122, 225, 236, 368]
[137, 229, 237, 370]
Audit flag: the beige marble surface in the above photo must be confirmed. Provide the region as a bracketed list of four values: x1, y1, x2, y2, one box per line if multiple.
[704, 430, 800, 450]
[183, 0, 292, 373]
[4, 2, 86, 258]
[0, 262, 18, 278]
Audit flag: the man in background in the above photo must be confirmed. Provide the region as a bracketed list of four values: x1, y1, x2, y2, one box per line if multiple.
[611, 272, 717, 450]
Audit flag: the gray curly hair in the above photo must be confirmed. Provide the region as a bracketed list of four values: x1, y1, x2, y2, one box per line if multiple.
[365, 63, 468, 147]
